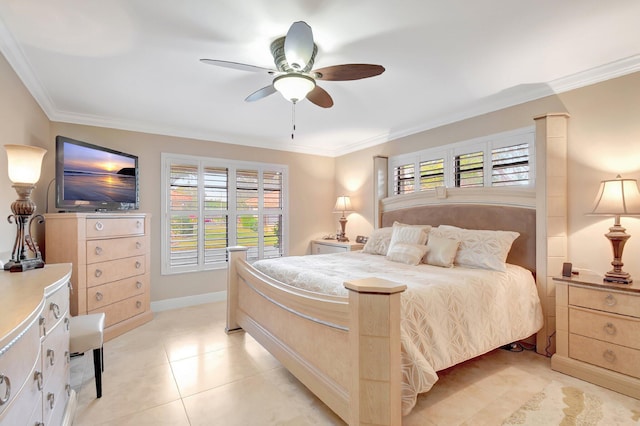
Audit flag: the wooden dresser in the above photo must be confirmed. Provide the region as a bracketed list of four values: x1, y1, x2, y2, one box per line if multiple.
[552, 273, 640, 399]
[0, 263, 74, 425]
[44, 212, 152, 341]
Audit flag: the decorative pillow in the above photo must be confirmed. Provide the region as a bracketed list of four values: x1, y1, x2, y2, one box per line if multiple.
[386, 243, 429, 266]
[423, 233, 460, 268]
[435, 225, 519, 271]
[362, 227, 393, 255]
[387, 222, 431, 254]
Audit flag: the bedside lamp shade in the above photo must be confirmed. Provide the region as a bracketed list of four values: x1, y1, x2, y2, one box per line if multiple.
[590, 175, 640, 284]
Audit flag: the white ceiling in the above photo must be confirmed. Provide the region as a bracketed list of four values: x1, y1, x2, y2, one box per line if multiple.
[1, 1, 639, 157]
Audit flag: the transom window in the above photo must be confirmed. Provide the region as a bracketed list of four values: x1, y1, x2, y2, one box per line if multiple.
[389, 127, 534, 195]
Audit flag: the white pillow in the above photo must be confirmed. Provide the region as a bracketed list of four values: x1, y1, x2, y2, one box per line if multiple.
[387, 222, 431, 254]
[423, 233, 460, 268]
[362, 227, 393, 255]
[386, 243, 429, 266]
[435, 225, 519, 272]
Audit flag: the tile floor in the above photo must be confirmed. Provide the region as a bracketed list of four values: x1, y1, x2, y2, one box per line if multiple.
[71, 301, 640, 425]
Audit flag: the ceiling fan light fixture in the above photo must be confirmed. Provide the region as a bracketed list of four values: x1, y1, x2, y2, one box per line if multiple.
[273, 74, 315, 103]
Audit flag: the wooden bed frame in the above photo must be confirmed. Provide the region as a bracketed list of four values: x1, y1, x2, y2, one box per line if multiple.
[226, 188, 536, 425]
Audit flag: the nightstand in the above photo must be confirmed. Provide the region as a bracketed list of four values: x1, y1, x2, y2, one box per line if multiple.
[552, 273, 640, 399]
[311, 239, 364, 254]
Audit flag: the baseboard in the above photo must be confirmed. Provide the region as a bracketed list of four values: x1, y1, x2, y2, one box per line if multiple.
[150, 291, 227, 312]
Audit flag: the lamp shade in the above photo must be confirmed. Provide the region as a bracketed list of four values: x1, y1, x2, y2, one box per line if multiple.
[4, 144, 47, 184]
[591, 175, 640, 216]
[273, 74, 316, 103]
[334, 196, 353, 213]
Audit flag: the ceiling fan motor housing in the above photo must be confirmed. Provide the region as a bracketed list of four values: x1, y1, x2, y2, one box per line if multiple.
[270, 37, 317, 73]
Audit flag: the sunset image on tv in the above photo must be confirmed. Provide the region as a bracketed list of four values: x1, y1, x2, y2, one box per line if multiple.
[63, 142, 136, 203]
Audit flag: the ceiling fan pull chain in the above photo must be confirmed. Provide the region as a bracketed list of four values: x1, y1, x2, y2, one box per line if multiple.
[291, 103, 296, 140]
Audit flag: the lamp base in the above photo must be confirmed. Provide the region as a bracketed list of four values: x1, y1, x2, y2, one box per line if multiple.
[4, 257, 45, 273]
[604, 272, 633, 284]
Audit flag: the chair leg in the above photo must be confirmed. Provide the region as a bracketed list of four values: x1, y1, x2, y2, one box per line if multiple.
[93, 347, 102, 398]
[101, 346, 104, 372]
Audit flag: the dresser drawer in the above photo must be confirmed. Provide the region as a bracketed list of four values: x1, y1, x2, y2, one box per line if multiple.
[87, 255, 146, 287]
[43, 357, 70, 426]
[43, 281, 70, 335]
[0, 318, 40, 416]
[569, 286, 640, 318]
[86, 217, 145, 238]
[87, 275, 148, 311]
[569, 334, 640, 379]
[570, 307, 640, 350]
[0, 353, 43, 424]
[87, 236, 146, 263]
[41, 317, 70, 388]
[91, 293, 149, 328]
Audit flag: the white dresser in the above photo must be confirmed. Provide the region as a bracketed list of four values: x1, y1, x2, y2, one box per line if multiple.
[0, 263, 74, 425]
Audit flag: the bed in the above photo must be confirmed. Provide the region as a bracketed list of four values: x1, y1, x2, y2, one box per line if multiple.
[226, 188, 542, 425]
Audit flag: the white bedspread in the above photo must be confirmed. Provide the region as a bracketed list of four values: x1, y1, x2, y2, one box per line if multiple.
[252, 251, 543, 414]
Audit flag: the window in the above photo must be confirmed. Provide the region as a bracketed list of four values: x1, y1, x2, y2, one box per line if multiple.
[162, 154, 287, 274]
[388, 126, 534, 195]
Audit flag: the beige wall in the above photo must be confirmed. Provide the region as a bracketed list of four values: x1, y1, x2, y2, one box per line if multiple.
[336, 72, 640, 281]
[46, 123, 336, 301]
[0, 53, 50, 259]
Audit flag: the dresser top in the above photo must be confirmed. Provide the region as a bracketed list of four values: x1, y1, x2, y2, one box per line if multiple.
[0, 263, 72, 347]
[554, 272, 640, 294]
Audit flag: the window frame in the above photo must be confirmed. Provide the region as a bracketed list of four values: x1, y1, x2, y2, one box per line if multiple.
[161, 153, 288, 275]
[388, 126, 535, 196]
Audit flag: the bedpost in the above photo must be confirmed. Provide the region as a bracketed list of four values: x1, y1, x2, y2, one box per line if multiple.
[345, 278, 406, 426]
[226, 246, 248, 334]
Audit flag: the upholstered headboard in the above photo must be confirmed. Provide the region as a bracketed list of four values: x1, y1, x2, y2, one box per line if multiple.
[380, 189, 536, 274]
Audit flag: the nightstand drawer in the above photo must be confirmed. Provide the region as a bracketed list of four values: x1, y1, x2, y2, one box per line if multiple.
[569, 286, 640, 318]
[569, 307, 640, 350]
[569, 334, 640, 379]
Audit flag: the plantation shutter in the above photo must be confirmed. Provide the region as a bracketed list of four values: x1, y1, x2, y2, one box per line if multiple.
[491, 143, 529, 186]
[393, 163, 415, 195]
[236, 169, 259, 261]
[263, 170, 284, 259]
[455, 151, 484, 188]
[168, 163, 199, 268]
[419, 158, 445, 190]
[203, 167, 228, 265]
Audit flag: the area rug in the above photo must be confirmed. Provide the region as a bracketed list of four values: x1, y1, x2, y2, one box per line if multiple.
[502, 380, 640, 425]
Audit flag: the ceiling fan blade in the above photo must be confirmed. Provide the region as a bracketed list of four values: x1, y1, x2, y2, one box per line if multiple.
[245, 85, 277, 102]
[313, 64, 385, 81]
[200, 59, 277, 74]
[284, 21, 314, 70]
[306, 85, 333, 108]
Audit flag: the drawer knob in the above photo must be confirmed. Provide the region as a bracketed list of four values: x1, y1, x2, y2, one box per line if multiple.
[66, 384, 71, 396]
[603, 322, 617, 336]
[95, 246, 103, 255]
[136, 241, 142, 249]
[136, 220, 142, 228]
[50, 302, 61, 319]
[0, 375, 11, 405]
[34, 371, 43, 391]
[65, 317, 70, 331]
[136, 300, 142, 309]
[602, 349, 617, 363]
[95, 269, 103, 278]
[136, 281, 143, 289]
[48, 392, 55, 409]
[66, 351, 70, 364]
[135, 261, 142, 269]
[47, 349, 56, 366]
[40, 316, 46, 335]
[95, 221, 104, 231]
[604, 294, 617, 306]
[95, 292, 104, 301]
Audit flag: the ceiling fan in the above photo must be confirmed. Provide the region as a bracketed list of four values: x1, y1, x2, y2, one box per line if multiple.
[200, 21, 385, 108]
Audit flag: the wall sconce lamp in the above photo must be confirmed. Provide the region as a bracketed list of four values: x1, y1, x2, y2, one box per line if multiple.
[333, 196, 353, 242]
[590, 175, 640, 284]
[4, 144, 47, 272]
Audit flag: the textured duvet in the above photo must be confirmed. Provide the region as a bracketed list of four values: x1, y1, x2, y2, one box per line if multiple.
[252, 251, 543, 414]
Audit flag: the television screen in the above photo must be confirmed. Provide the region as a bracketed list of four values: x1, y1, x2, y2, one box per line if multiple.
[55, 136, 139, 211]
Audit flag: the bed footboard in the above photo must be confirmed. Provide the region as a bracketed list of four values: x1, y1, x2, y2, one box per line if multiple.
[227, 247, 406, 426]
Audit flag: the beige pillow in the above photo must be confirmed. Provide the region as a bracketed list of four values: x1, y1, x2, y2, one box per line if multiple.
[387, 221, 431, 253]
[436, 225, 519, 271]
[423, 233, 460, 268]
[362, 227, 393, 255]
[386, 243, 429, 266]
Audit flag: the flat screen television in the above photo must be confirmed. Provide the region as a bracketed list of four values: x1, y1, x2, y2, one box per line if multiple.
[55, 135, 139, 212]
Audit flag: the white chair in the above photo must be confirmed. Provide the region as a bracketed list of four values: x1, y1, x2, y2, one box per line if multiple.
[69, 313, 105, 398]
